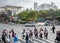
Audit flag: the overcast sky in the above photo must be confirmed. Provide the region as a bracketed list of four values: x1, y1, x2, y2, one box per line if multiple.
[0, 0, 60, 10]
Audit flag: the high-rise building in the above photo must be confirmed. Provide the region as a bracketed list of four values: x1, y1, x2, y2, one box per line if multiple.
[34, 2, 58, 11]
[34, 2, 38, 10]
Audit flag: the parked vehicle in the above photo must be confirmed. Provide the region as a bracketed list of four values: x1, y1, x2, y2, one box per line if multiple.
[25, 22, 37, 27]
[25, 22, 46, 27]
[37, 22, 46, 26]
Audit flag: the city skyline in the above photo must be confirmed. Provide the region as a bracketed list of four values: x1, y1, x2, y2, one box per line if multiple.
[0, 0, 60, 10]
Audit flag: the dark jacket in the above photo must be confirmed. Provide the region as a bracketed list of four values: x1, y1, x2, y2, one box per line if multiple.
[11, 30, 14, 37]
[2, 34, 5, 41]
[26, 34, 29, 40]
[56, 35, 60, 41]
[52, 26, 55, 30]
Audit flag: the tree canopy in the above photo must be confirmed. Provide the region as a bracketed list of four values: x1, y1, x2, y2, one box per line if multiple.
[17, 10, 38, 21]
[17, 9, 60, 21]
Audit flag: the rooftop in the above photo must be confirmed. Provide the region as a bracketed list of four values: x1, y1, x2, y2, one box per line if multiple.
[0, 5, 23, 9]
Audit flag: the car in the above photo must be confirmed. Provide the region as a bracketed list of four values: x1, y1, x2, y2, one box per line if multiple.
[25, 22, 37, 27]
[37, 22, 46, 26]
[25, 22, 46, 27]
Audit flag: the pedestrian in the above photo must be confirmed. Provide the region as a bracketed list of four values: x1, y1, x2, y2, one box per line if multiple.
[27, 28, 30, 36]
[52, 25, 55, 33]
[3, 29, 7, 36]
[57, 31, 60, 39]
[9, 31, 13, 43]
[29, 30, 33, 41]
[27, 28, 30, 34]
[45, 30, 48, 39]
[14, 33, 18, 43]
[0, 39, 1, 43]
[11, 29, 14, 37]
[55, 31, 60, 43]
[44, 28, 48, 39]
[44, 28, 47, 37]
[39, 27, 43, 39]
[5, 30, 10, 43]
[6, 19, 8, 24]
[25, 32, 29, 43]
[1, 32, 6, 43]
[34, 27, 38, 38]
[22, 29, 26, 39]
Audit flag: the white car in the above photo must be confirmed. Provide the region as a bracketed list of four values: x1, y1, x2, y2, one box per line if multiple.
[25, 22, 37, 27]
[37, 22, 46, 26]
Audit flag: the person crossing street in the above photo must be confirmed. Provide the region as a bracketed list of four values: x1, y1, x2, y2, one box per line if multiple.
[52, 25, 55, 33]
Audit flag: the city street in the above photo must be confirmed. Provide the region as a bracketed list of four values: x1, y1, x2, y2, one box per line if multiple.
[0, 23, 60, 43]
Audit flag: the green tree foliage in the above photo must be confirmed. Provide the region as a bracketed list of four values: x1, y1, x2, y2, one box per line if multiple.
[17, 10, 38, 21]
[18, 11, 29, 20]
[17, 9, 60, 21]
[0, 12, 10, 22]
[26, 11, 38, 21]
[39, 10, 49, 18]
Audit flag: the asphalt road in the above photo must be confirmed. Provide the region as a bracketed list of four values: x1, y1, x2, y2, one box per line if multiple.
[0, 23, 60, 43]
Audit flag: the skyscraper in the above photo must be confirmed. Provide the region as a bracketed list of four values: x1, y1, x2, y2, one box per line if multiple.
[34, 2, 38, 10]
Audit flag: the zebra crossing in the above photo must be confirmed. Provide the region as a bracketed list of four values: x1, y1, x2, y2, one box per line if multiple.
[33, 38, 46, 43]
[18, 37, 55, 43]
[42, 38, 55, 43]
[0, 23, 59, 43]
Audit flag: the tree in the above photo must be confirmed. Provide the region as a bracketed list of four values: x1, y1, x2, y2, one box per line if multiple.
[48, 9, 60, 20]
[39, 10, 49, 18]
[17, 9, 60, 22]
[0, 12, 10, 22]
[26, 10, 38, 21]
[56, 10, 60, 16]
[17, 11, 29, 20]
[0, 12, 5, 22]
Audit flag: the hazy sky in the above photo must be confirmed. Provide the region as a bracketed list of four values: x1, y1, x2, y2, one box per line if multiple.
[0, 0, 60, 10]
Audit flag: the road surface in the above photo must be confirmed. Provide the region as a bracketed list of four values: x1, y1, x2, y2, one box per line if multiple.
[0, 23, 60, 43]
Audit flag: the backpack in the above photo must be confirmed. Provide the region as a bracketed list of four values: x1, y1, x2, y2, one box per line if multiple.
[14, 36, 18, 42]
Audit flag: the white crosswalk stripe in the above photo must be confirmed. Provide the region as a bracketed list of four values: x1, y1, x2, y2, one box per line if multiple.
[33, 41, 39, 43]
[48, 38, 55, 42]
[33, 38, 46, 43]
[6, 38, 21, 43]
[18, 37, 39, 43]
[18, 41, 21, 43]
[42, 38, 55, 43]
[18, 37, 26, 42]
[18, 36, 55, 43]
